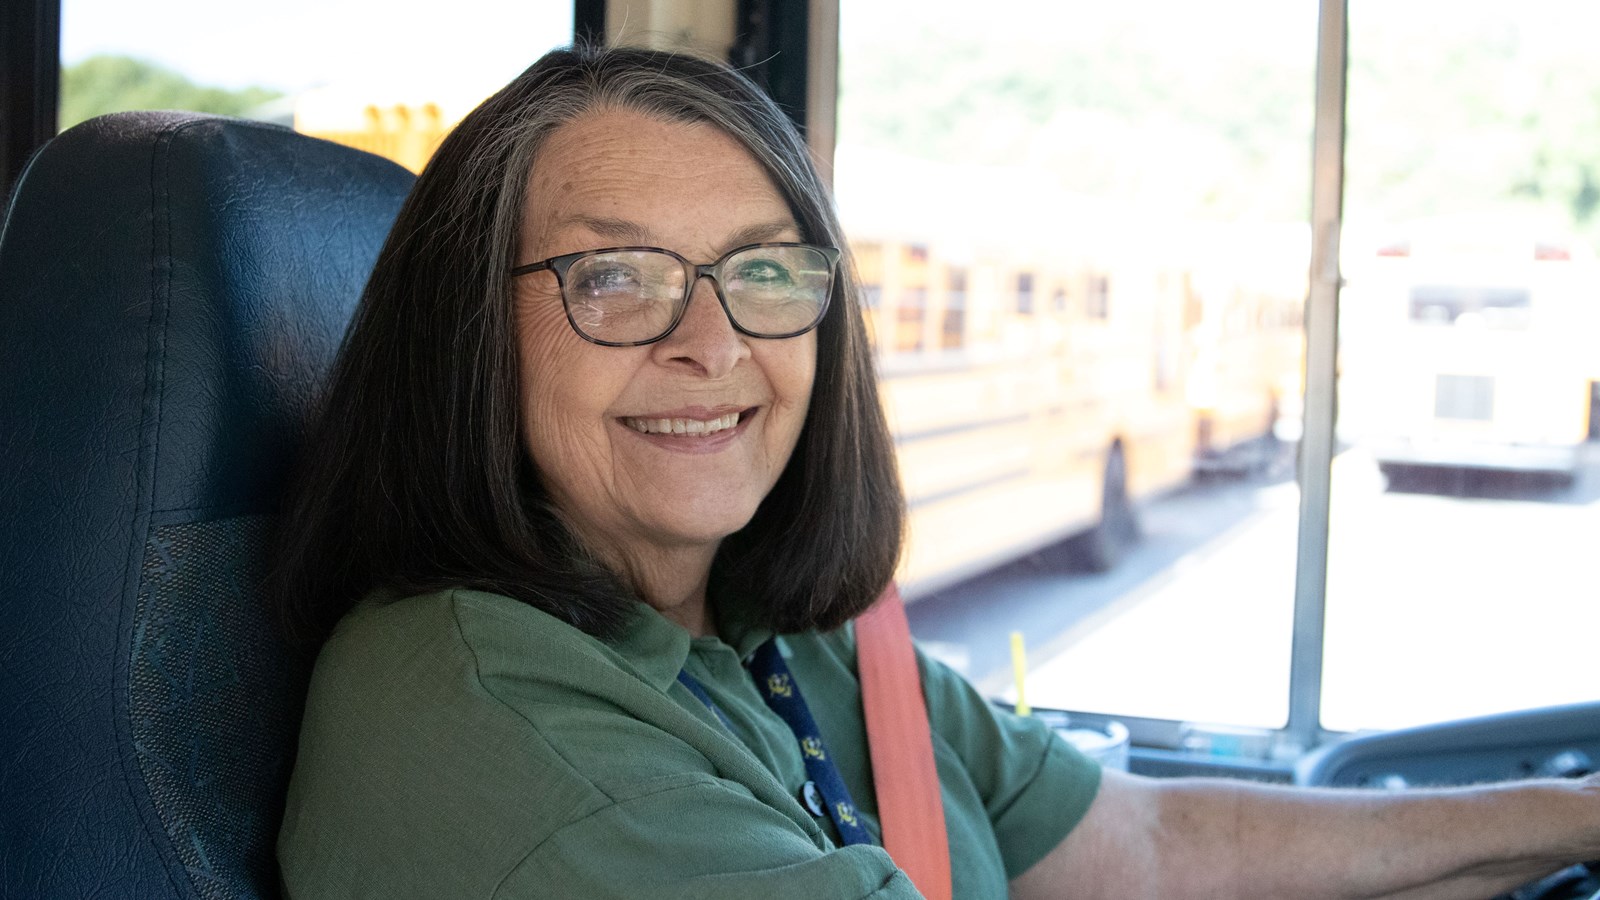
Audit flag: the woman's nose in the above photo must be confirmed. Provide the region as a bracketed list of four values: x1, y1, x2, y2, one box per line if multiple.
[653, 277, 750, 378]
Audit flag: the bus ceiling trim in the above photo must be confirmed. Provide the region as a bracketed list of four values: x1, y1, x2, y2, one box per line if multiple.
[605, 0, 737, 57]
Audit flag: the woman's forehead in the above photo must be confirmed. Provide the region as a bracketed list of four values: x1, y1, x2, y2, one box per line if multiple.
[521, 109, 798, 258]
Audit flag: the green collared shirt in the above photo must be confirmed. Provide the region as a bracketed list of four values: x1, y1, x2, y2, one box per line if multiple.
[278, 589, 1100, 899]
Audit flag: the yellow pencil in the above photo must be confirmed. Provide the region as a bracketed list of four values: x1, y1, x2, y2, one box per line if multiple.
[1010, 631, 1029, 716]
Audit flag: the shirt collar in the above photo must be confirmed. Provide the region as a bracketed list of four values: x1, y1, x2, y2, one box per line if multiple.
[606, 601, 693, 692]
[712, 588, 774, 663]
[606, 590, 776, 689]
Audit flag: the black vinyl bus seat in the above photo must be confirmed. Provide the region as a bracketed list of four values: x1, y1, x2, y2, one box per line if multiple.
[0, 112, 414, 899]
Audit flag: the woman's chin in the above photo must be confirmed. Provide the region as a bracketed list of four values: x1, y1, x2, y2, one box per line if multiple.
[653, 511, 759, 550]
[620, 485, 767, 547]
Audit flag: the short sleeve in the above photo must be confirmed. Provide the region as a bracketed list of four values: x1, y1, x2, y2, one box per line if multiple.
[917, 648, 1103, 877]
[498, 776, 918, 899]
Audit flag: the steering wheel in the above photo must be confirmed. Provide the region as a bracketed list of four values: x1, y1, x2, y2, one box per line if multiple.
[1500, 862, 1600, 900]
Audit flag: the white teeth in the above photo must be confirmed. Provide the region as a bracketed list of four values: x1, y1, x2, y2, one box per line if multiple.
[624, 412, 741, 436]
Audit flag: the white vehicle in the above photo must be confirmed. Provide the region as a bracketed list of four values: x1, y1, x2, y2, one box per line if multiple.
[1339, 218, 1600, 481]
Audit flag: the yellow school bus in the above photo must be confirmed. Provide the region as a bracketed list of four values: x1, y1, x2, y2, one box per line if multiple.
[848, 208, 1305, 594]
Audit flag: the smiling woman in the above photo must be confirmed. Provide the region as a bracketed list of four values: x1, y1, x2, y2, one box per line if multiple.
[509, 110, 820, 634]
[266, 43, 1600, 900]
[268, 44, 1092, 900]
[269, 47, 904, 648]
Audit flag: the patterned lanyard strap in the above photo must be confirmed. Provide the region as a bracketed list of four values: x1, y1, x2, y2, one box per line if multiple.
[678, 638, 874, 847]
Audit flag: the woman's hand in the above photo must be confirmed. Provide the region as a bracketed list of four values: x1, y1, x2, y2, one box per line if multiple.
[1011, 768, 1600, 900]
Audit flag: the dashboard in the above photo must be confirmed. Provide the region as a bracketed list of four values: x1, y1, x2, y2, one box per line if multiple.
[1296, 700, 1599, 788]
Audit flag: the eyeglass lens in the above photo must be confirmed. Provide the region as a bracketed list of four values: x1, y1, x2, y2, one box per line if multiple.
[562, 245, 832, 344]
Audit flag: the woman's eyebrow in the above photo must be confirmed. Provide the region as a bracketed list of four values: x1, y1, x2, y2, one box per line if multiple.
[555, 217, 803, 252]
[562, 215, 652, 244]
[724, 221, 802, 248]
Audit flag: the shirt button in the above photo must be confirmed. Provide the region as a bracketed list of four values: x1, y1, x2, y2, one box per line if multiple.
[799, 780, 826, 817]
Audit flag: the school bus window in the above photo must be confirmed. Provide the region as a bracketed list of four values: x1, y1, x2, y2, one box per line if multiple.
[895, 286, 928, 353]
[943, 267, 969, 349]
[1016, 272, 1036, 314]
[1086, 273, 1110, 319]
[1182, 275, 1204, 329]
[1590, 381, 1600, 439]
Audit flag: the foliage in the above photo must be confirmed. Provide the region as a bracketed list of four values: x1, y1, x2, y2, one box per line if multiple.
[1343, 17, 1600, 240]
[59, 55, 283, 130]
[840, 9, 1600, 247]
[840, 23, 1317, 223]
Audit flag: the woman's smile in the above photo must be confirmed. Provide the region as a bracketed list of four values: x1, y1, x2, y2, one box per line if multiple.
[618, 407, 745, 436]
[616, 407, 757, 454]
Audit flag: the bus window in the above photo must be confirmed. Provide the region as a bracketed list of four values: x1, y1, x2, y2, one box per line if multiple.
[1016, 272, 1036, 315]
[838, 0, 1316, 738]
[58, 0, 573, 172]
[943, 267, 969, 349]
[1327, 1, 1600, 732]
[1085, 273, 1110, 320]
[1591, 381, 1600, 439]
[896, 285, 928, 353]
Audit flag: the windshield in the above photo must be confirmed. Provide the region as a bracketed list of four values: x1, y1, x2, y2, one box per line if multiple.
[839, 0, 1600, 746]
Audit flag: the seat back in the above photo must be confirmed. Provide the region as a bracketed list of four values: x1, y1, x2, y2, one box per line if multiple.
[0, 112, 414, 899]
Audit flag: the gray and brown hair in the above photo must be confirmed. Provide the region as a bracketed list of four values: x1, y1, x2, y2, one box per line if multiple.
[272, 44, 904, 643]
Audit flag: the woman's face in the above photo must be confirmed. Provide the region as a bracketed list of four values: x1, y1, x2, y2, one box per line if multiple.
[513, 108, 817, 573]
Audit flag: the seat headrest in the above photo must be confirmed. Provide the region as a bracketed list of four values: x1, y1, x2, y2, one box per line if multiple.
[0, 111, 415, 898]
[2, 110, 417, 517]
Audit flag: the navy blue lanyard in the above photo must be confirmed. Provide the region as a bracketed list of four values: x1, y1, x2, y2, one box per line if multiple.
[677, 638, 874, 847]
[675, 669, 734, 730]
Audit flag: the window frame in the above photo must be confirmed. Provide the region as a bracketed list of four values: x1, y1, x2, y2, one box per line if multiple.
[5, 0, 1356, 764]
[819, 0, 1353, 765]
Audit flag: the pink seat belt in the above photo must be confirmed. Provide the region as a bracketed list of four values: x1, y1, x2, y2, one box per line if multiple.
[856, 583, 953, 900]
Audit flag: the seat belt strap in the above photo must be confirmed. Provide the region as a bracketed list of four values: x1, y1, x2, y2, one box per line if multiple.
[856, 583, 953, 900]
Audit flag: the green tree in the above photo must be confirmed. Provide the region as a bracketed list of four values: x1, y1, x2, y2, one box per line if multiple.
[59, 55, 282, 130]
[840, 27, 1316, 222]
[841, 9, 1600, 246]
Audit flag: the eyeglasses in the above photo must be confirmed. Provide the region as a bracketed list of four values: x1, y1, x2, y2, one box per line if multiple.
[509, 242, 840, 346]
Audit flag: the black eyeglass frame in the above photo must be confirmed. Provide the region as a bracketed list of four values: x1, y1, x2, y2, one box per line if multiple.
[509, 241, 842, 347]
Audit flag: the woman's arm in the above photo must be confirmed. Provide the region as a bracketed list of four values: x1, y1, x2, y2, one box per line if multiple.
[1011, 768, 1600, 900]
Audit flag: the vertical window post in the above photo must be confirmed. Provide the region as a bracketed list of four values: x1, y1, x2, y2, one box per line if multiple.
[1285, 0, 1348, 754]
[574, 0, 606, 47]
[1, 0, 60, 199]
